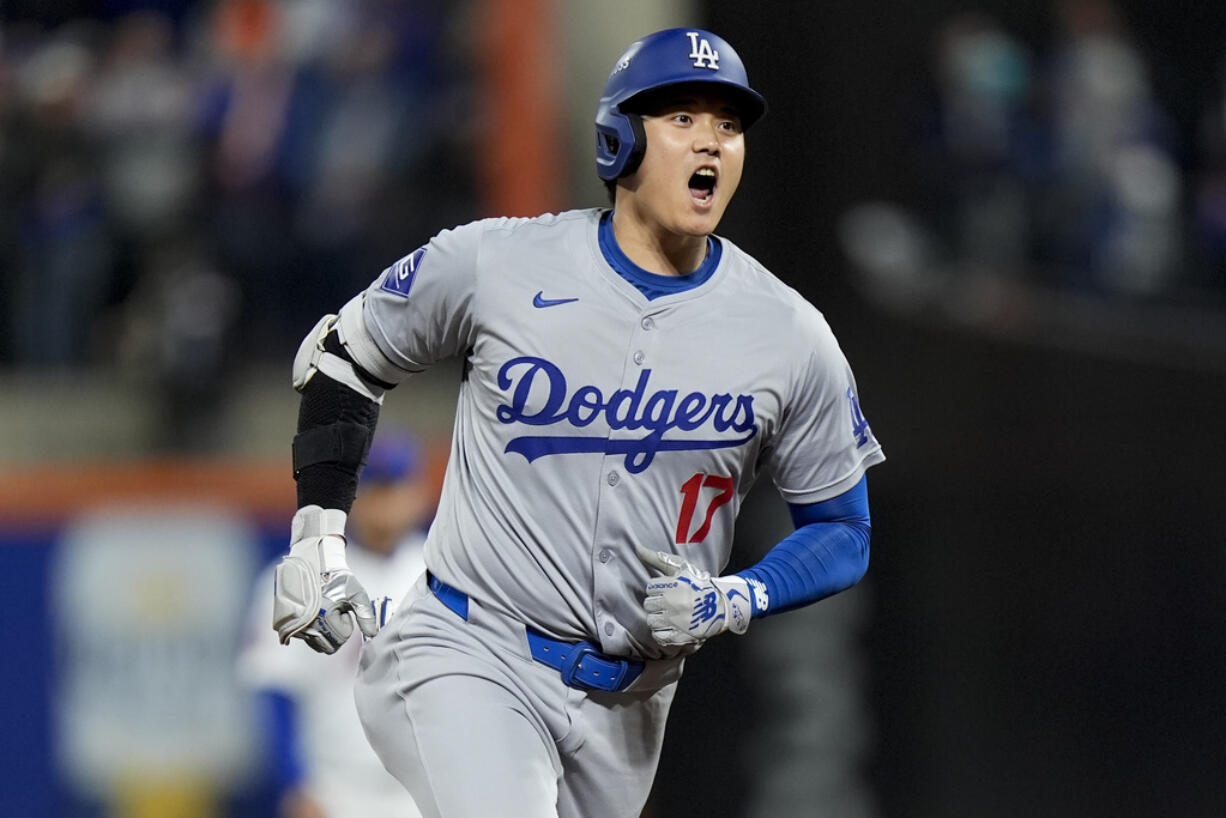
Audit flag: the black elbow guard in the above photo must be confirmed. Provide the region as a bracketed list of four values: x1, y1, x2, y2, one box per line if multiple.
[292, 371, 381, 511]
[292, 421, 373, 477]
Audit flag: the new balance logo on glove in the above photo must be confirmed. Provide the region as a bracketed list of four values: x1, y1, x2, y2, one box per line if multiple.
[636, 545, 758, 646]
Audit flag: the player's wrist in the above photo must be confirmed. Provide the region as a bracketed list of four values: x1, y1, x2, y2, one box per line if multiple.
[728, 571, 770, 619]
[289, 506, 350, 573]
[291, 505, 348, 541]
[710, 575, 757, 635]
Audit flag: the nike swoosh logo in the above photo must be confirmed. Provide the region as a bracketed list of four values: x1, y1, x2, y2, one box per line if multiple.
[533, 291, 579, 308]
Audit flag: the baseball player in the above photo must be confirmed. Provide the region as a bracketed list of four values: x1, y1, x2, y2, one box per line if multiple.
[272, 27, 885, 818]
[242, 432, 432, 818]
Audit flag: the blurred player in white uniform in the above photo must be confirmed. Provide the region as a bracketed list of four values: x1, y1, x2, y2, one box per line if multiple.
[271, 28, 884, 818]
[241, 432, 432, 818]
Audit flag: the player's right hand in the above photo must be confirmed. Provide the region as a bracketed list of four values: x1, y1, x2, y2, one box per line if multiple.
[273, 505, 379, 654]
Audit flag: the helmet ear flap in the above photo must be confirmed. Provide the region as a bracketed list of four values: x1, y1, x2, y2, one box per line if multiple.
[618, 113, 647, 179]
[595, 110, 647, 181]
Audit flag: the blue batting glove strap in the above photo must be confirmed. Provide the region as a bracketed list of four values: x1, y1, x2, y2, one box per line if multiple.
[370, 596, 396, 631]
[741, 575, 770, 617]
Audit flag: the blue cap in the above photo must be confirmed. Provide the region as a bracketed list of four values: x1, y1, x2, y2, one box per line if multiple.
[361, 432, 423, 485]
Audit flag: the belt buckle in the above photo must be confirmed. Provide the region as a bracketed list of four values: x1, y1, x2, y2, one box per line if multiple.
[559, 642, 623, 692]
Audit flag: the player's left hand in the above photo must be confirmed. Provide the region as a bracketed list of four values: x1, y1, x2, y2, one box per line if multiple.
[273, 505, 380, 654]
[635, 545, 760, 646]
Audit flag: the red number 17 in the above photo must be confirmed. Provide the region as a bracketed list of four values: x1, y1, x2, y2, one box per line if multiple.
[675, 473, 735, 544]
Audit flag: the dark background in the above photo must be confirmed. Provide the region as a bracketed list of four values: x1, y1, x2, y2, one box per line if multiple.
[652, 3, 1226, 817]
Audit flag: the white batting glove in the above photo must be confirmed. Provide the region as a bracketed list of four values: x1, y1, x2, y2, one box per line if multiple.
[635, 545, 767, 647]
[370, 595, 397, 629]
[273, 505, 379, 654]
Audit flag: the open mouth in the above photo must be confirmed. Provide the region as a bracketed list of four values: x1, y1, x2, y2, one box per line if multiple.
[689, 168, 717, 203]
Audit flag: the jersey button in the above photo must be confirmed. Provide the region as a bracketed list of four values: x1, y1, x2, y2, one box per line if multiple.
[607, 471, 620, 486]
[640, 316, 655, 331]
[604, 622, 615, 636]
[599, 548, 612, 563]
[633, 350, 645, 366]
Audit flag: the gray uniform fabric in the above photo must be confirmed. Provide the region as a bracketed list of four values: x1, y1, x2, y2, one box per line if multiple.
[356, 573, 678, 818]
[347, 207, 884, 816]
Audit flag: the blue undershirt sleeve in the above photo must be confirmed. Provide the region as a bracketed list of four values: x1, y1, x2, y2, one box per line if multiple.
[735, 475, 872, 617]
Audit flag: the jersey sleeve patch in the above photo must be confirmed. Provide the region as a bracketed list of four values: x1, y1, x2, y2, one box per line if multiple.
[379, 247, 427, 298]
[847, 387, 872, 448]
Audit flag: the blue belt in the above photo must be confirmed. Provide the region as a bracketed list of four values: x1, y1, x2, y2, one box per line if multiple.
[427, 572, 644, 693]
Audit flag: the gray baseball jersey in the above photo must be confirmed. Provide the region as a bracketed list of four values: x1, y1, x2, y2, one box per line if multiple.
[338, 207, 884, 662]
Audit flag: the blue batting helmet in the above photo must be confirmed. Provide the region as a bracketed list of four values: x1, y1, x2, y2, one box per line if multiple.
[594, 28, 767, 181]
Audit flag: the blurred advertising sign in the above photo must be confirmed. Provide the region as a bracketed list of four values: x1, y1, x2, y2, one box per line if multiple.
[52, 504, 260, 812]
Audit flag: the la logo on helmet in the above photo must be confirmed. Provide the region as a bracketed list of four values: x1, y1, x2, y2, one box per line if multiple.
[685, 31, 719, 69]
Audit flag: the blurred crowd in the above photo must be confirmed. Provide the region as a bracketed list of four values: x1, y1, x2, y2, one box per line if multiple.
[0, 0, 476, 392]
[916, 0, 1226, 298]
[8, 0, 1226, 405]
[844, 0, 1226, 313]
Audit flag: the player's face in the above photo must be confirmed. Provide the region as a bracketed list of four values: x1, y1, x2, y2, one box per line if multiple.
[350, 478, 431, 554]
[625, 89, 745, 238]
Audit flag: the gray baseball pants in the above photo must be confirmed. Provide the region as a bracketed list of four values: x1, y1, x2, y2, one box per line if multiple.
[354, 573, 682, 818]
